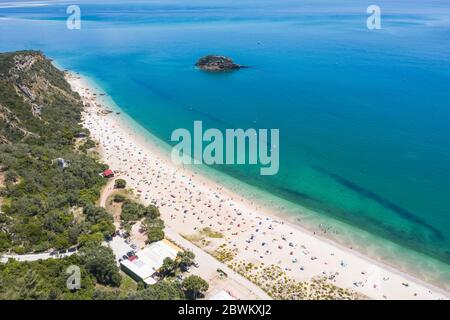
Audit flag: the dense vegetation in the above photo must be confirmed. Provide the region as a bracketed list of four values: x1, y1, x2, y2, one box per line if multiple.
[77, 241, 122, 287]
[0, 51, 113, 253]
[126, 281, 185, 300]
[0, 242, 121, 299]
[0, 249, 192, 300]
[0, 253, 97, 299]
[160, 251, 196, 277]
[0, 51, 208, 300]
[120, 198, 165, 243]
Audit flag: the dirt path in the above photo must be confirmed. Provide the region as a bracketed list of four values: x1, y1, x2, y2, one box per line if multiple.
[98, 178, 116, 208]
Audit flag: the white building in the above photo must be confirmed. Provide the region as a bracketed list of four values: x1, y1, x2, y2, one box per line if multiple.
[209, 290, 237, 300]
[120, 239, 182, 285]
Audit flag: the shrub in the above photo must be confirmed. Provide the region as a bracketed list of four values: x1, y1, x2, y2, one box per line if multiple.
[113, 194, 125, 203]
[114, 179, 127, 189]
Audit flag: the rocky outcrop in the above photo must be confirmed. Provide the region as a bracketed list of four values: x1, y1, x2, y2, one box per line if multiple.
[0, 51, 88, 144]
[13, 54, 37, 72]
[0, 134, 10, 145]
[195, 55, 248, 72]
[16, 83, 35, 100]
[31, 103, 42, 118]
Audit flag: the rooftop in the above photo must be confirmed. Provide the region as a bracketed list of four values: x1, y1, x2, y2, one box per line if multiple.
[120, 239, 182, 284]
[209, 290, 236, 300]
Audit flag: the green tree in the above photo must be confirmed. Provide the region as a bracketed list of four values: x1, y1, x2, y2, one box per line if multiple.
[78, 242, 122, 287]
[127, 280, 184, 300]
[114, 179, 127, 189]
[0, 231, 11, 251]
[113, 194, 125, 203]
[142, 217, 164, 243]
[78, 232, 104, 247]
[19, 269, 43, 300]
[177, 251, 195, 271]
[147, 227, 164, 244]
[144, 205, 160, 219]
[182, 275, 209, 300]
[160, 257, 176, 277]
[121, 200, 146, 223]
[83, 205, 115, 238]
[4, 170, 18, 183]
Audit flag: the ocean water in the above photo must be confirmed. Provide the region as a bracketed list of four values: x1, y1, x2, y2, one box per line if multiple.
[1, 0, 450, 288]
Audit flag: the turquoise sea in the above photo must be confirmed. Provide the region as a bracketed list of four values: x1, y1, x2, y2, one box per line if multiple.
[1, 0, 450, 289]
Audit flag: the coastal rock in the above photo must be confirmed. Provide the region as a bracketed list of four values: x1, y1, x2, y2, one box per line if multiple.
[195, 55, 247, 72]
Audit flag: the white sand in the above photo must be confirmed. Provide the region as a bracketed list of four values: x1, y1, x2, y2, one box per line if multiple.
[67, 72, 449, 300]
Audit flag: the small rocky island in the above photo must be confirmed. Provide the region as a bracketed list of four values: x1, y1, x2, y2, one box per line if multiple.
[195, 55, 248, 72]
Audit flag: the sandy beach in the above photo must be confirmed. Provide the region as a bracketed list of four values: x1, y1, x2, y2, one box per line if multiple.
[67, 72, 449, 300]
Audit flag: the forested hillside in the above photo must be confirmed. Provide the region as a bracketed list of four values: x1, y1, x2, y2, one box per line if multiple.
[0, 51, 195, 300]
[0, 51, 114, 254]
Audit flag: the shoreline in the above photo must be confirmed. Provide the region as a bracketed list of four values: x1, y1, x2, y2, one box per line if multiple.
[66, 70, 450, 300]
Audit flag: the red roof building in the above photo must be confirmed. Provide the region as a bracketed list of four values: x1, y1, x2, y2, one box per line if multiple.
[102, 169, 114, 178]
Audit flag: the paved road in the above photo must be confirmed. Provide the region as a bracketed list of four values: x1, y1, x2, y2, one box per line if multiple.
[0, 251, 77, 263]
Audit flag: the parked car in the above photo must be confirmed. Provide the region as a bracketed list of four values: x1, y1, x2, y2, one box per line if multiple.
[193, 262, 199, 268]
[68, 247, 77, 253]
[122, 255, 128, 260]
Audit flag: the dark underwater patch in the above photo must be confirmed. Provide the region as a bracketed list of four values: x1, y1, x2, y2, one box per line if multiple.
[310, 165, 444, 241]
